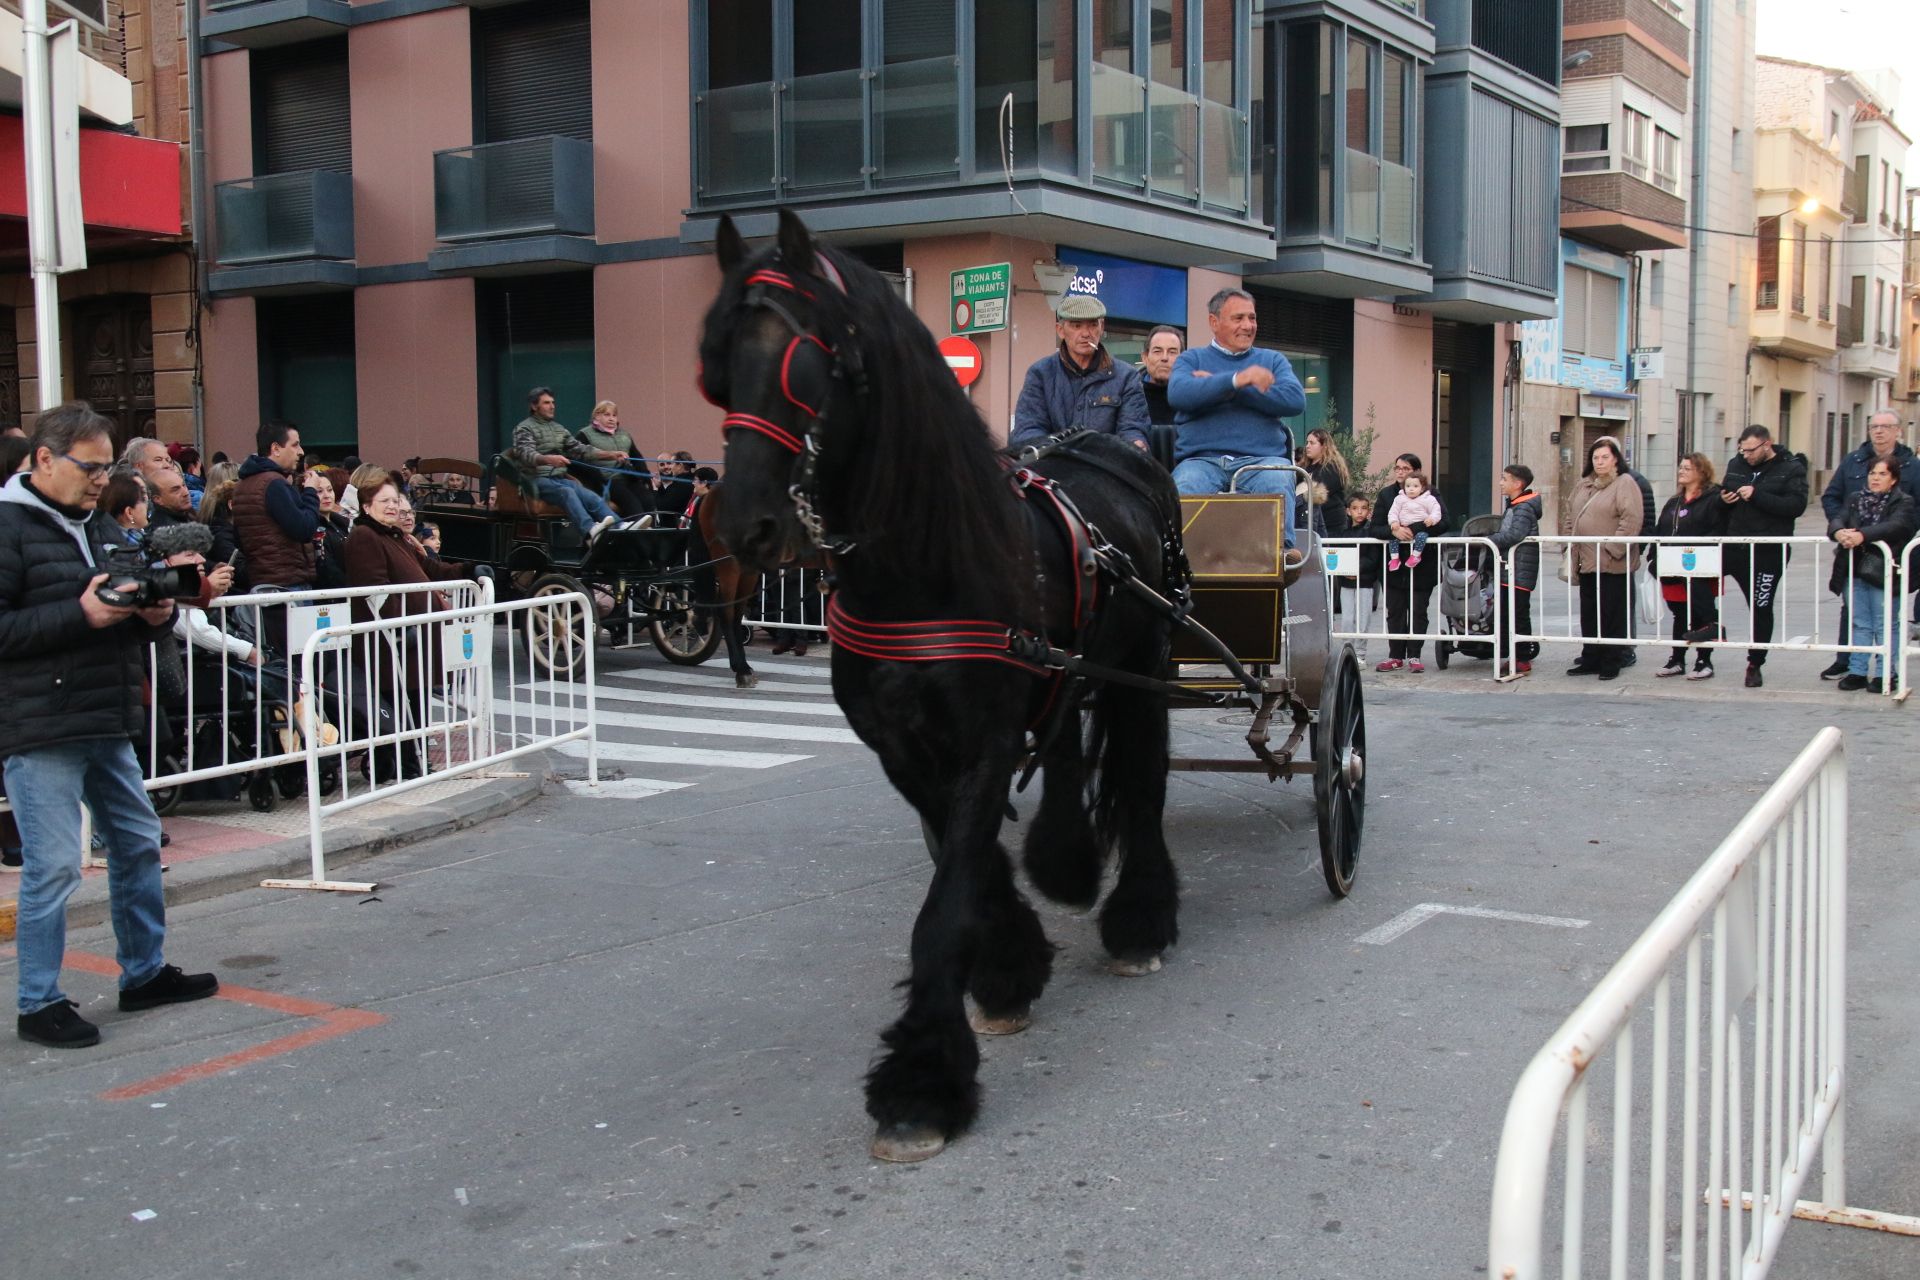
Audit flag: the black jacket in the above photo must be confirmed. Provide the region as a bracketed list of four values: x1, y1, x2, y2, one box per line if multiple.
[1490, 490, 1545, 590]
[0, 474, 175, 758]
[1627, 469, 1657, 537]
[1141, 377, 1175, 427]
[1828, 488, 1918, 594]
[1298, 462, 1349, 535]
[1720, 448, 1809, 537]
[1655, 486, 1729, 583]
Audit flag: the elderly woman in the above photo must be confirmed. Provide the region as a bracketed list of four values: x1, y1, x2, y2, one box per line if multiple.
[343, 477, 474, 780]
[1565, 436, 1642, 680]
[1829, 455, 1918, 692]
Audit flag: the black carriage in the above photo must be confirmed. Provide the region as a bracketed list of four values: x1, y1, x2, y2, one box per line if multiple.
[408, 457, 723, 675]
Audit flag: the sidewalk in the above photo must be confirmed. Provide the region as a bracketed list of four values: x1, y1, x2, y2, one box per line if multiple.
[0, 770, 543, 943]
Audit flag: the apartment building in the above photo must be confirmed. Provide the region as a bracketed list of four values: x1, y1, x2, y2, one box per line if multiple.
[0, 1, 191, 444]
[1834, 83, 1908, 459]
[193, 0, 1560, 513]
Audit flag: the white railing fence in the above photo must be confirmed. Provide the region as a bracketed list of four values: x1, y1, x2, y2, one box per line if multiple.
[742, 564, 828, 638]
[271, 590, 598, 893]
[1517, 537, 1897, 688]
[1899, 536, 1920, 703]
[1488, 728, 1919, 1279]
[1320, 536, 1505, 672]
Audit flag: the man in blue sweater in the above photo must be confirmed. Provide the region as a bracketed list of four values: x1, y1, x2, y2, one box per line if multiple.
[1167, 288, 1307, 542]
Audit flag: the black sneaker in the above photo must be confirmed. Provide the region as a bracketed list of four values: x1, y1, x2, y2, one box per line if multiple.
[1819, 659, 1850, 681]
[1836, 674, 1869, 691]
[1745, 664, 1764, 689]
[18, 999, 101, 1048]
[119, 965, 219, 1012]
[1656, 658, 1687, 678]
[1, 845, 20, 869]
[1618, 651, 1638, 668]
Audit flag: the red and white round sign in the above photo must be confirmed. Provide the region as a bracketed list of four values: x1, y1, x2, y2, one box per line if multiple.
[937, 335, 984, 387]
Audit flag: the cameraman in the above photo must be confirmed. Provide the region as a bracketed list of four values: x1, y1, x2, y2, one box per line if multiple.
[0, 403, 218, 1049]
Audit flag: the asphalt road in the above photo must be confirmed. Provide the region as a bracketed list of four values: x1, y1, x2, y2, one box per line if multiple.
[3, 647, 1916, 1280]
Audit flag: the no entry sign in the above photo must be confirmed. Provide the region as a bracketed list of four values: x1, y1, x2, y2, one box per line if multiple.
[938, 335, 983, 387]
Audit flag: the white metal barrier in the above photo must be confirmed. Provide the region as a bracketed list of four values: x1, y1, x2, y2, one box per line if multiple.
[273, 590, 598, 892]
[1488, 728, 1918, 1278]
[1899, 536, 1920, 703]
[1320, 536, 1505, 673]
[1512, 536, 1899, 690]
[743, 563, 828, 639]
[0, 579, 495, 819]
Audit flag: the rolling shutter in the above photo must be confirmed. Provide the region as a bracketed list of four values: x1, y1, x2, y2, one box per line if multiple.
[1249, 287, 1351, 354]
[252, 40, 352, 174]
[474, 0, 593, 142]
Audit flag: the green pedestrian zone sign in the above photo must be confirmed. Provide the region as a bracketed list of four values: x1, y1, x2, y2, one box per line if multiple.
[949, 262, 1010, 335]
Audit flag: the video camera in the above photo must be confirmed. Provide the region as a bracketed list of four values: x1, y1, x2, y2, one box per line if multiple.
[94, 522, 214, 608]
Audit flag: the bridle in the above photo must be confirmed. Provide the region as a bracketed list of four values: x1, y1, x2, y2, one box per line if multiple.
[711, 257, 865, 555]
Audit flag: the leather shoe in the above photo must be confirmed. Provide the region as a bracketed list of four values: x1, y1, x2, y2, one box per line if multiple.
[119, 965, 219, 1012]
[1836, 674, 1869, 691]
[18, 999, 99, 1048]
[1565, 664, 1599, 677]
[1744, 664, 1764, 689]
[770, 638, 793, 655]
[1819, 658, 1851, 680]
[790, 642, 809, 657]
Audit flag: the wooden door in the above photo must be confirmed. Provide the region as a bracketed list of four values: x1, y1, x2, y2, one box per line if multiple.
[73, 296, 155, 453]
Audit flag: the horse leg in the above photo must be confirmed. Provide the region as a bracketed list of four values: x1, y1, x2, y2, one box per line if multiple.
[713, 564, 757, 689]
[1090, 681, 1179, 975]
[865, 763, 1016, 1162]
[1020, 707, 1104, 909]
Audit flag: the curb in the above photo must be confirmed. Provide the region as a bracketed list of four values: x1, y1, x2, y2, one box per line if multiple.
[0, 771, 545, 942]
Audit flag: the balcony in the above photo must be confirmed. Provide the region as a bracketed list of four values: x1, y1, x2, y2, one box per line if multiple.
[202, 0, 350, 49]
[1751, 303, 1835, 362]
[1840, 328, 1901, 380]
[429, 136, 595, 273]
[1559, 171, 1687, 252]
[206, 170, 355, 294]
[1754, 128, 1844, 213]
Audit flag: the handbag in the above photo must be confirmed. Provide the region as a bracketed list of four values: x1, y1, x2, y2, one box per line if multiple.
[1559, 488, 1601, 583]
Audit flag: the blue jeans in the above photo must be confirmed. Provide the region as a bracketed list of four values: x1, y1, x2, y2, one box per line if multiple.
[1172, 454, 1296, 546]
[6, 738, 167, 1015]
[534, 475, 614, 537]
[1848, 580, 1891, 678]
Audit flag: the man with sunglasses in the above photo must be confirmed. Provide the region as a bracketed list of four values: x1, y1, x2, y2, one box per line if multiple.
[1718, 425, 1809, 688]
[0, 403, 218, 1049]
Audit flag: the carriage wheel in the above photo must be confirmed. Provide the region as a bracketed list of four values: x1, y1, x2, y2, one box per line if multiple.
[526, 573, 594, 678]
[1313, 646, 1367, 898]
[647, 585, 723, 666]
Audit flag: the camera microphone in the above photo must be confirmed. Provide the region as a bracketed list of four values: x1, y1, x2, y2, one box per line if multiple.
[144, 522, 216, 560]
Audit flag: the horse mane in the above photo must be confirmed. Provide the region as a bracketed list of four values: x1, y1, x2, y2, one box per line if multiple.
[800, 247, 1033, 619]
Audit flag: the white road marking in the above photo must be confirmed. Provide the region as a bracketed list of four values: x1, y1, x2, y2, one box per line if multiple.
[602, 668, 834, 697]
[550, 739, 809, 770]
[707, 656, 830, 678]
[518, 680, 846, 718]
[1354, 902, 1590, 946]
[559, 779, 692, 799]
[494, 702, 861, 744]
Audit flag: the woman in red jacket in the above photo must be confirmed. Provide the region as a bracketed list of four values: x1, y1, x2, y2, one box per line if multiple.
[343, 478, 473, 781]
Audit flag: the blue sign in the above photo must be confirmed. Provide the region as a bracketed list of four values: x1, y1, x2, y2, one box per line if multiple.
[1058, 247, 1189, 326]
[1681, 550, 1696, 572]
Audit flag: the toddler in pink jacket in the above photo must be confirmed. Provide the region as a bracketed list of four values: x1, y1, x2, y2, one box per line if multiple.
[1386, 474, 1443, 570]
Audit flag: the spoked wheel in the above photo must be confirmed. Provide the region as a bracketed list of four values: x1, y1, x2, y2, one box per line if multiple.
[526, 572, 595, 677]
[648, 584, 722, 666]
[1311, 645, 1367, 898]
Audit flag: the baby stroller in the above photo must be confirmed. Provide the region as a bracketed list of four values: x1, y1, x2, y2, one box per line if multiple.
[1433, 513, 1500, 670]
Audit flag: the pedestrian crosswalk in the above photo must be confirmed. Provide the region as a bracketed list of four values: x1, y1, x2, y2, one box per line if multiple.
[499, 644, 850, 800]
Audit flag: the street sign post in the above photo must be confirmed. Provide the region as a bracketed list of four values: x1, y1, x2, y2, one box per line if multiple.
[937, 336, 983, 387]
[949, 262, 1010, 336]
[1630, 347, 1664, 381]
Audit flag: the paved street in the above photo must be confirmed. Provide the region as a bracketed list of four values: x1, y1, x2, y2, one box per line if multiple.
[4, 646, 1916, 1279]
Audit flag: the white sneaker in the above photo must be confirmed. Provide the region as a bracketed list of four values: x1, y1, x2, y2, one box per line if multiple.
[587, 515, 618, 541]
[631, 514, 655, 529]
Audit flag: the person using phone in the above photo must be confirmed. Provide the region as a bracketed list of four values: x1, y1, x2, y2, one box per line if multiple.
[233, 421, 323, 651]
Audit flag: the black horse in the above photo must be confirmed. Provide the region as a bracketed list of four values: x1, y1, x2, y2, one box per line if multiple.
[700, 211, 1183, 1161]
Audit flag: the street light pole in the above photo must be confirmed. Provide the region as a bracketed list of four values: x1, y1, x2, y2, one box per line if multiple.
[21, 0, 64, 409]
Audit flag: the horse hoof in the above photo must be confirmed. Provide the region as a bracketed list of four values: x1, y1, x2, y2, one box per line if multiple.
[736, 671, 759, 689]
[1107, 955, 1164, 977]
[968, 1007, 1031, 1037]
[870, 1124, 947, 1163]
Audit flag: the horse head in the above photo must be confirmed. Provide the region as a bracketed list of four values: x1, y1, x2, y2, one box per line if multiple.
[698, 210, 853, 571]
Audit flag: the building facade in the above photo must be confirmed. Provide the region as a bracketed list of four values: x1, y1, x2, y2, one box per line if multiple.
[1834, 84, 1908, 465]
[0, 0, 192, 445]
[193, 0, 1559, 518]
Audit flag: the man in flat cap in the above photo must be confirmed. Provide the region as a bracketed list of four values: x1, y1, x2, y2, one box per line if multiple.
[1009, 293, 1150, 449]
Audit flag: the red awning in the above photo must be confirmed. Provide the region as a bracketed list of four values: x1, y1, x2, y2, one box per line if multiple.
[0, 115, 182, 238]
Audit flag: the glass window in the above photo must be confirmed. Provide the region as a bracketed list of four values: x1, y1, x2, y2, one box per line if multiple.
[1344, 35, 1372, 153]
[1382, 51, 1408, 166]
[1150, 0, 1186, 91]
[1095, 0, 1133, 70]
[785, 0, 866, 192]
[1037, 0, 1078, 172]
[976, 0, 1037, 173]
[706, 0, 772, 88]
[1789, 219, 1807, 313]
[878, 0, 958, 180]
[1562, 265, 1619, 361]
[1652, 127, 1680, 192]
[1202, 0, 1234, 103]
[1620, 107, 1649, 179]
[793, 0, 861, 76]
[1562, 123, 1607, 173]
[1282, 22, 1332, 239]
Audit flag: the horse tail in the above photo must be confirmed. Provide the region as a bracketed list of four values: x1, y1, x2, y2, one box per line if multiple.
[1086, 655, 1171, 865]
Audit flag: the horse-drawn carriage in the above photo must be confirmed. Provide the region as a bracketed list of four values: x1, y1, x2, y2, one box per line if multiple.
[408, 456, 722, 674]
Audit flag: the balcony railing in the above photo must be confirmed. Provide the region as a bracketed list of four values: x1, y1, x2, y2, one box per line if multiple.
[1758, 281, 1779, 310]
[433, 136, 594, 243]
[1343, 150, 1417, 255]
[213, 170, 354, 265]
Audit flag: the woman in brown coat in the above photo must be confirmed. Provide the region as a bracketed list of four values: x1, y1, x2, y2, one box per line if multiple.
[1564, 436, 1643, 680]
[343, 478, 473, 780]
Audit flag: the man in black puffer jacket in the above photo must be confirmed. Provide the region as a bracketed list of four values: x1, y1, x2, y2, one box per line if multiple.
[0, 403, 219, 1050]
[1719, 425, 1810, 688]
